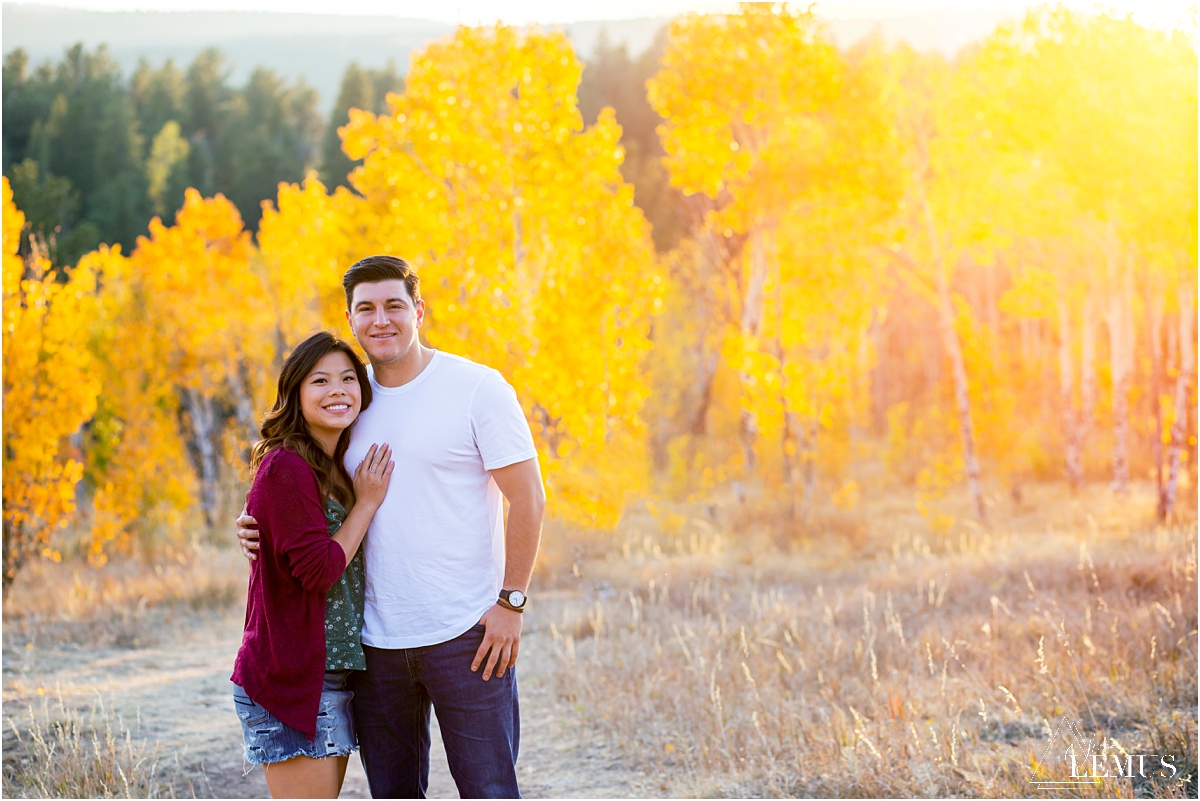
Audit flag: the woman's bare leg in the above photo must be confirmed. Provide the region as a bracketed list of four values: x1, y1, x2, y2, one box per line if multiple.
[263, 754, 349, 799]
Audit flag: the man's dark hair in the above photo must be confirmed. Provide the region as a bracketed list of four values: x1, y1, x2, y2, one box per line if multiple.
[343, 255, 421, 311]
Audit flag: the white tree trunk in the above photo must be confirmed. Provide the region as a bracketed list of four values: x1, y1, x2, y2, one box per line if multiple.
[772, 256, 802, 522]
[738, 224, 771, 472]
[1162, 286, 1195, 517]
[229, 363, 260, 444]
[1147, 287, 1166, 516]
[1107, 286, 1133, 493]
[689, 232, 723, 437]
[1061, 296, 1097, 490]
[184, 386, 220, 529]
[1081, 297, 1096, 450]
[801, 420, 817, 524]
[919, 193, 985, 520]
[1059, 299, 1083, 489]
[937, 276, 987, 520]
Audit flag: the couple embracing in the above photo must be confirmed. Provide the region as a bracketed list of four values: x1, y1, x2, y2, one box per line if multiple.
[230, 256, 544, 799]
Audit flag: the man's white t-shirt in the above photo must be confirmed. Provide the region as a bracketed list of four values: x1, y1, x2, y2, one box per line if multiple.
[343, 351, 538, 649]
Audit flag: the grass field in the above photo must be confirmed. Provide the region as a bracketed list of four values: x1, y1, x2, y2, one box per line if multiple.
[3, 481, 1196, 798]
[536, 482, 1197, 797]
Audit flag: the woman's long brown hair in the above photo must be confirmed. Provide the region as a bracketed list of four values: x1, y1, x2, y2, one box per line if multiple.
[249, 332, 372, 508]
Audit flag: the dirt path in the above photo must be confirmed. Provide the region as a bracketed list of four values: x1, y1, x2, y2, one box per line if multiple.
[2, 604, 657, 799]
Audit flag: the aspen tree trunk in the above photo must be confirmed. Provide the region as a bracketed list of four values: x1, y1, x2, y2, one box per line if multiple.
[3, 519, 25, 590]
[920, 196, 986, 520]
[1101, 233, 1134, 494]
[1080, 298, 1097, 461]
[1059, 299, 1084, 490]
[1061, 297, 1097, 490]
[738, 224, 771, 473]
[1190, 387, 1198, 491]
[800, 421, 817, 524]
[1162, 286, 1195, 518]
[1107, 285, 1133, 494]
[1167, 311, 1179, 380]
[936, 276, 987, 521]
[689, 232, 722, 437]
[684, 228, 730, 486]
[272, 324, 288, 373]
[184, 387, 221, 529]
[230, 364, 260, 444]
[690, 352, 720, 436]
[1147, 286, 1166, 517]
[783, 411, 802, 522]
[984, 258, 1000, 364]
[771, 254, 801, 522]
[858, 312, 880, 440]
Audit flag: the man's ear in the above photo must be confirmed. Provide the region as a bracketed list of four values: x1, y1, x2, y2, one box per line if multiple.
[415, 298, 425, 327]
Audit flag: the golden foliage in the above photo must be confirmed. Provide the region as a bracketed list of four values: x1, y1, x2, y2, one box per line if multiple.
[2, 178, 102, 583]
[1, 8, 1195, 575]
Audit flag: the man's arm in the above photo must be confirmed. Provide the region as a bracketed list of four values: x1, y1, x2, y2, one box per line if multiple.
[471, 456, 545, 681]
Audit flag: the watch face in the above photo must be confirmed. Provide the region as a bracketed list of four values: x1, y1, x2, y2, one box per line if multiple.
[508, 590, 526, 607]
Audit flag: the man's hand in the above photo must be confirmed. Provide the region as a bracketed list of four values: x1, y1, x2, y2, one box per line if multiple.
[471, 604, 523, 681]
[236, 506, 260, 561]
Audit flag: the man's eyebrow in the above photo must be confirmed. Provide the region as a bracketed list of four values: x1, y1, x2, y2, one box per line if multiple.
[355, 297, 408, 308]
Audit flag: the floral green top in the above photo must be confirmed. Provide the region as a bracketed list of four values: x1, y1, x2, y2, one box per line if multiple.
[324, 496, 366, 671]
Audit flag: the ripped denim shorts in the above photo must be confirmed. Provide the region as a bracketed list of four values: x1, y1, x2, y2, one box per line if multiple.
[233, 670, 358, 765]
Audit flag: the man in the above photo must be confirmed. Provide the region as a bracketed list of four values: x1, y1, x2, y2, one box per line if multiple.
[237, 255, 544, 798]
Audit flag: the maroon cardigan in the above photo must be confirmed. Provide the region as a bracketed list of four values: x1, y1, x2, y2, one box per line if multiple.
[231, 448, 346, 738]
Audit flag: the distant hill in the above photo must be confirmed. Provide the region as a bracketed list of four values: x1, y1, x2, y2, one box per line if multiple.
[3, 3, 1032, 111]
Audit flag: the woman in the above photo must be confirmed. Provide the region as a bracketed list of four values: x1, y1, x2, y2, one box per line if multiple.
[231, 331, 394, 798]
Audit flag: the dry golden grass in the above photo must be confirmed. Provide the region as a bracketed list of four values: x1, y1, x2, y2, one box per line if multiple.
[2, 541, 246, 650]
[1, 483, 1194, 798]
[1, 692, 199, 798]
[537, 482, 1197, 797]
[2, 543, 236, 798]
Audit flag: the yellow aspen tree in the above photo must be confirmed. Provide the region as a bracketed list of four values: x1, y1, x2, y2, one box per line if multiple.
[999, 238, 1097, 488]
[84, 243, 197, 560]
[332, 25, 661, 526]
[768, 46, 899, 519]
[651, 8, 898, 517]
[980, 8, 1196, 496]
[257, 175, 363, 356]
[648, 4, 842, 481]
[878, 41, 1027, 521]
[649, 236, 745, 503]
[124, 189, 269, 527]
[84, 189, 266, 558]
[2, 178, 102, 585]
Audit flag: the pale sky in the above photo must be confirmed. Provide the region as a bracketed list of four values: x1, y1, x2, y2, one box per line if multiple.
[8, 0, 1195, 29]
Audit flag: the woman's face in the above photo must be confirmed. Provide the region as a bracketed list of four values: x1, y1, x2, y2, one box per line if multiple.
[300, 350, 362, 440]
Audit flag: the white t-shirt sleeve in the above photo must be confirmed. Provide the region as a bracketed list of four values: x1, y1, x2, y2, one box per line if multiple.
[470, 370, 539, 471]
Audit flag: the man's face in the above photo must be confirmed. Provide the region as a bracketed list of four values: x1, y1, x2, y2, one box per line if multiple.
[346, 279, 424, 366]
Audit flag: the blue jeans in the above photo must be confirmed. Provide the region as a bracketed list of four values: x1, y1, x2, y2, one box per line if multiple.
[351, 623, 520, 798]
[233, 670, 358, 765]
